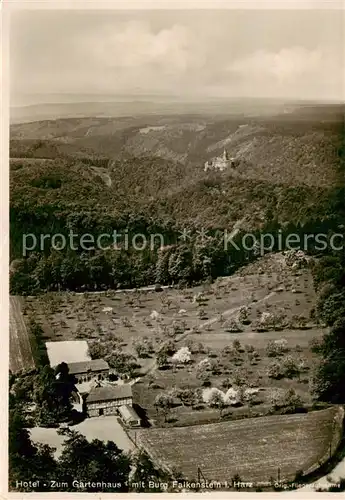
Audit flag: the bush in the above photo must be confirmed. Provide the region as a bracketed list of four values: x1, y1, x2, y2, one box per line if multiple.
[170, 387, 197, 406]
[196, 358, 212, 373]
[290, 314, 310, 329]
[224, 319, 243, 333]
[238, 307, 251, 325]
[268, 388, 283, 410]
[267, 360, 282, 379]
[256, 311, 287, 331]
[158, 340, 176, 356]
[269, 388, 304, 414]
[266, 339, 289, 357]
[267, 356, 301, 379]
[133, 337, 154, 358]
[211, 360, 222, 375]
[283, 356, 301, 378]
[231, 367, 250, 386]
[232, 339, 243, 352]
[171, 346, 191, 364]
[203, 388, 225, 408]
[280, 389, 304, 414]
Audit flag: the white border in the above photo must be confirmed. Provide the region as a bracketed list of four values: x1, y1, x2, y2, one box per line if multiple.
[2, 0, 345, 10]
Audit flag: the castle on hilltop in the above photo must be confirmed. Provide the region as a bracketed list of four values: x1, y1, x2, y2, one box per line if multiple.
[204, 148, 236, 172]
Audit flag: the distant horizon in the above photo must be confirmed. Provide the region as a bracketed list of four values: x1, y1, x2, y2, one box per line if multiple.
[10, 93, 345, 109]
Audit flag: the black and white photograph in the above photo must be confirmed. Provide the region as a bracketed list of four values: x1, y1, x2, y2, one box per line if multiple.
[4, 0, 345, 494]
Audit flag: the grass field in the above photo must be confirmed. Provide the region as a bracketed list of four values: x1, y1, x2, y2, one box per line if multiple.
[135, 407, 342, 484]
[10, 296, 35, 373]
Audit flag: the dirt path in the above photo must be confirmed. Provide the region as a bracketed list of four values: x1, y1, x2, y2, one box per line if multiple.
[10, 296, 35, 373]
[74, 284, 173, 296]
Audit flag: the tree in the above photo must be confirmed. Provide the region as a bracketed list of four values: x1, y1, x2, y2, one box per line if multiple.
[312, 256, 344, 290]
[310, 356, 345, 403]
[168, 245, 193, 283]
[281, 389, 303, 413]
[156, 350, 168, 369]
[268, 389, 283, 411]
[171, 346, 191, 364]
[266, 339, 288, 357]
[231, 367, 249, 386]
[267, 356, 300, 380]
[57, 431, 131, 491]
[130, 451, 170, 492]
[178, 388, 197, 406]
[320, 317, 345, 357]
[155, 246, 175, 284]
[133, 338, 154, 358]
[34, 365, 73, 425]
[28, 320, 49, 367]
[88, 339, 109, 359]
[154, 393, 174, 422]
[55, 362, 70, 382]
[106, 351, 138, 378]
[232, 339, 242, 352]
[317, 288, 345, 327]
[208, 389, 225, 414]
[238, 306, 251, 325]
[11, 373, 36, 405]
[158, 340, 176, 356]
[9, 409, 57, 491]
[196, 359, 212, 386]
[224, 319, 242, 333]
[310, 310, 345, 404]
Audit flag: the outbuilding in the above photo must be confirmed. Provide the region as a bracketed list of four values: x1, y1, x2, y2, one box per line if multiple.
[118, 404, 141, 427]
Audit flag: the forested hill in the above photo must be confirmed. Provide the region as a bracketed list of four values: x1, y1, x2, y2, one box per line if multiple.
[10, 156, 343, 233]
[10, 106, 344, 187]
[10, 107, 345, 293]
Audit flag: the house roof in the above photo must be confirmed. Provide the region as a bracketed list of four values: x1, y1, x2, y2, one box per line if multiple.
[46, 340, 91, 367]
[67, 359, 109, 375]
[118, 404, 140, 422]
[86, 384, 133, 403]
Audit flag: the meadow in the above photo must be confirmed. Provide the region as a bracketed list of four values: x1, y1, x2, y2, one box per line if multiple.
[135, 407, 343, 485]
[14, 253, 326, 427]
[10, 296, 35, 373]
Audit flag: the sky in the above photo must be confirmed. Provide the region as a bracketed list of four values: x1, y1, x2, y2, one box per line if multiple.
[10, 8, 345, 105]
